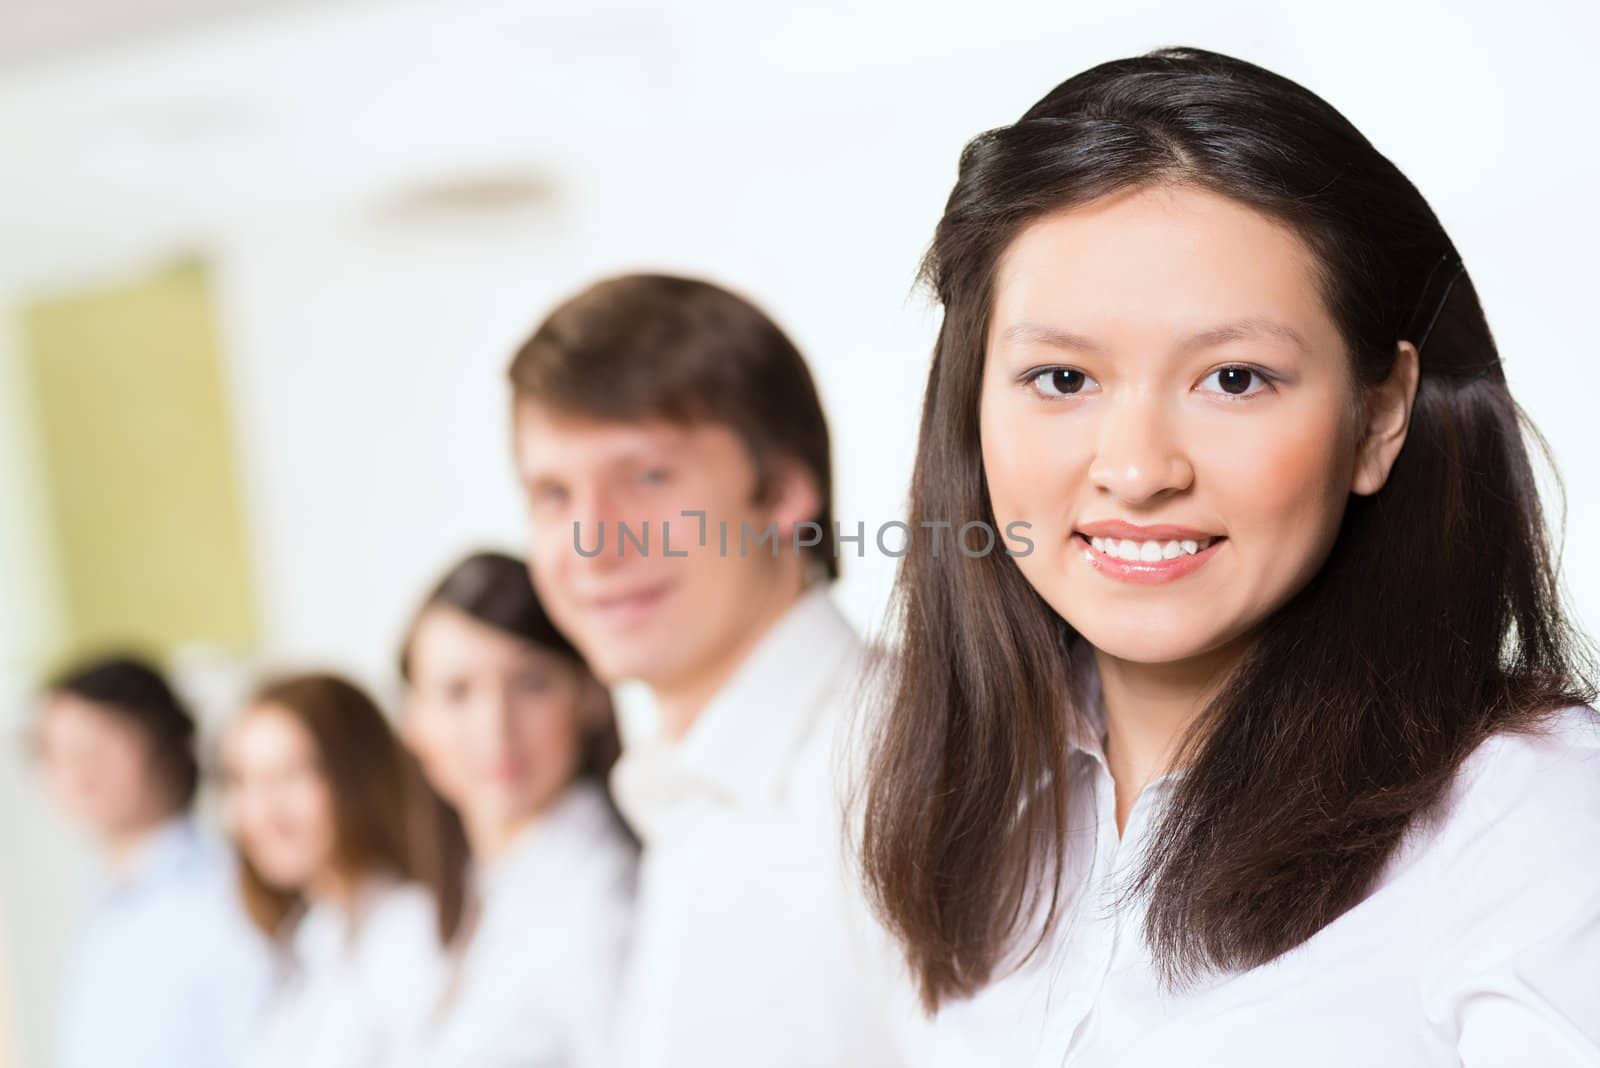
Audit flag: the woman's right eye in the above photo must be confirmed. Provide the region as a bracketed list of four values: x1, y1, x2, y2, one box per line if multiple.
[1027, 367, 1098, 398]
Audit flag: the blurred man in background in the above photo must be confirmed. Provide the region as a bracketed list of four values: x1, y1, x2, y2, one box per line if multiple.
[508, 274, 907, 1068]
[36, 655, 269, 1068]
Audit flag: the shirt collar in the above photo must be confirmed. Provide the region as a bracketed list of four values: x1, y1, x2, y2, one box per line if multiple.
[477, 780, 614, 899]
[1062, 646, 1186, 795]
[289, 875, 399, 973]
[611, 584, 861, 829]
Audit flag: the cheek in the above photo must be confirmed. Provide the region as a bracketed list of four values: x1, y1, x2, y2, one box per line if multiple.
[74, 742, 153, 812]
[518, 705, 582, 777]
[109, 745, 154, 795]
[292, 788, 339, 869]
[980, 396, 1092, 531]
[232, 791, 277, 860]
[1203, 404, 1354, 558]
[412, 713, 472, 788]
[526, 540, 568, 595]
[275, 782, 332, 846]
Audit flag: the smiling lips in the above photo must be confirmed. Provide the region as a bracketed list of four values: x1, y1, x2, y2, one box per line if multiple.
[585, 581, 673, 628]
[1073, 521, 1225, 585]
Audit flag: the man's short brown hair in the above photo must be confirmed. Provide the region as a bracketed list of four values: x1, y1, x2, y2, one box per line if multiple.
[508, 273, 838, 579]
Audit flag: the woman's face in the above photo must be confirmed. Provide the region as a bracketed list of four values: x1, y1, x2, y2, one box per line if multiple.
[222, 705, 337, 892]
[403, 607, 587, 845]
[979, 183, 1398, 669]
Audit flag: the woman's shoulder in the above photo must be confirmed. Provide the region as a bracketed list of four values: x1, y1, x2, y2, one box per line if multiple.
[486, 783, 635, 929]
[1406, 705, 1600, 1040]
[1447, 704, 1600, 824]
[549, 783, 636, 901]
[352, 879, 445, 964]
[348, 879, 449, 1013]
[1410, 705, 1600, 953]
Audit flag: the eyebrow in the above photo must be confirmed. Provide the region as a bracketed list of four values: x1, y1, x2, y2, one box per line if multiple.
[518, 440, 686, 484]
[1000, 316, 1311, 356]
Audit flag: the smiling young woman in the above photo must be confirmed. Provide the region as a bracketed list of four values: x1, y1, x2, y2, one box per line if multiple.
[860, 47, 1599, 1066]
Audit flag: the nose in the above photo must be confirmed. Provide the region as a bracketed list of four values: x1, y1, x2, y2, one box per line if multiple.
[1087, 390, 1194, 505]
[475, 687, 517, 758]
[567, 484, 629, 572]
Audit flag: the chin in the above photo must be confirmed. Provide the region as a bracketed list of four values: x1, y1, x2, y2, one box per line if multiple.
[1070, 619, 1228, 667]
[256, 863, 311, 891]
[592, 643, 678, 687]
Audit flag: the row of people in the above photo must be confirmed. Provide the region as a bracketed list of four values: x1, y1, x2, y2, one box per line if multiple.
[37, 553, 634, 1068]
[28, 43, 1600, 1067]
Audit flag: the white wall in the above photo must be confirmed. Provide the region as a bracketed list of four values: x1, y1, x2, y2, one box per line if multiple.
[2, 1, 1598, 1064]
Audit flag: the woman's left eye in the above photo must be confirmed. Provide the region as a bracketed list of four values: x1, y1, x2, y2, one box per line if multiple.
[1199, 365, 1272, 398]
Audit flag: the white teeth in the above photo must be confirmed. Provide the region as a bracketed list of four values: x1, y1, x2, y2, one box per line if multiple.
[1086, 535, 1214, 561]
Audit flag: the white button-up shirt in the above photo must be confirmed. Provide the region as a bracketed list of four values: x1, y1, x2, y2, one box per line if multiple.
[608, 585, 908, 1068]
[245, 878, 447, 1068]
[917, 696, 1600, 1066]
[57, 818, 272, 1068]
[402, 780, 635, 1068]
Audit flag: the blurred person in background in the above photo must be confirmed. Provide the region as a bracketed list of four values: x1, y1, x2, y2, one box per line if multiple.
[396, 549, 635, 1068]
[35, 654, 270, 1068]
[508, 274, 908, 1068]
[222, 672, 462, 1068]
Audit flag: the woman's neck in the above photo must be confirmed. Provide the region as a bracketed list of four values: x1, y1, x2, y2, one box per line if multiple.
[467, 795, 560, 863]
[308, 866, 363, 908]
[1093, 637, 1248, 835]
[103, 809, 178, 878]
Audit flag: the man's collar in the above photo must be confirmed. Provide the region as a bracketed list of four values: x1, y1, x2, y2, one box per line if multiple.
[611, 585, 861, 831]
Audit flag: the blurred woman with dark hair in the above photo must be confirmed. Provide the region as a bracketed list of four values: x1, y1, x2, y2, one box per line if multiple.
[36, 654, 270, 1068]
[396, 550, 635, 1068]
[860, 46, 1599, 1065]
[222, 672, 463, 1068]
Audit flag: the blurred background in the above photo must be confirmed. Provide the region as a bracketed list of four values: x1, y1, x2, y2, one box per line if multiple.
[1, 1, 1596, 1064]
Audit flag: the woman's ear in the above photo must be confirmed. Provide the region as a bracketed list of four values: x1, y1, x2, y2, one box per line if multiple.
[1352, 340, 1420, 496]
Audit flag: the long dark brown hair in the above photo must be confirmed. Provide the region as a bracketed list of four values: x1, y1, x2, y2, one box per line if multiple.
[235, 673, 467, 944]
[860, 46, 1594, 1011]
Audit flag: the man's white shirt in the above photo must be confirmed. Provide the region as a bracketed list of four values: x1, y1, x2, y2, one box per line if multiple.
[608, 584, 910, 1068]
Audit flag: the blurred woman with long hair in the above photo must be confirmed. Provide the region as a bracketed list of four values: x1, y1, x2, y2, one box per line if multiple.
[397, 550, 635, 1068]
[223, 672, 464, 1068]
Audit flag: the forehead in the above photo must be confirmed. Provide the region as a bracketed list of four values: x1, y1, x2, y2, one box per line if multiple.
[511, 402, 747, 476]
[41, 693, 135, 738]
[990, 184, 1334, 348]
[229, 705, 313, 761]
[410, 606, 566, 673]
